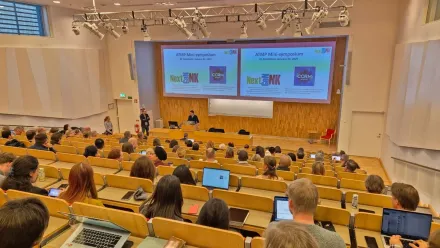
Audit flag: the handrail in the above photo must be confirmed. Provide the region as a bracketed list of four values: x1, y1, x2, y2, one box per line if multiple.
[392, 157, 440, 173]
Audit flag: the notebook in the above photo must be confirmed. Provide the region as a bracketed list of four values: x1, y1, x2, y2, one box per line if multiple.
[202, 167, 230, 190]
[229, 208, 250, 227]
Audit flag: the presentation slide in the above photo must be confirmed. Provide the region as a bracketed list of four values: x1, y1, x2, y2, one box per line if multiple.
[240, 43, 335, 103]
[162, 46, 239, 97]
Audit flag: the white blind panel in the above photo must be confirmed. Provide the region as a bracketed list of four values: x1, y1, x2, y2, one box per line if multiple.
[208, 99, 273, 118]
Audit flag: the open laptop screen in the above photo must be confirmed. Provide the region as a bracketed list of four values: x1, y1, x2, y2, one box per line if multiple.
[202, 168, 230, 190]
[381, 208, 432, 240]
[274, 196, 293, 221]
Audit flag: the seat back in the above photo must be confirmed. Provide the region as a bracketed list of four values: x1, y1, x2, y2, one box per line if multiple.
[212, 189, 273, 212]
[345, 191, 393, 208]
[57, 153, 87, 164]
[121, 161, 134, 171]
[59, 168, 105, 186]
[248, 160, 264, 169]
[0, 146, 27, 156]
[317, 186, 342, 201]
[27, 149, 57, 161]
[166, 157, 189, 166]
[88, 157, 120, 170]
[289, 166, 300, 174]
[0, 189, 7, 206]
[105, 174, 153, 192]
[39, 165, 60, 179]
[72, 202, 148, 237]
[223, 164, 257, 176]
[190, 160, 221, 170]
[297, 173, 338, 188]
[240, 176, 287, 193]
[152, 217, 245, 248]
[354, 213, 382, 232]
[129, 153, 142, 161]
[197, 171, 239, 187]
[275, 170, 295, 181]
[315, 205, 350, 226]
[340, 178, 367, 191]
[53, 145, 77, 154]
[338, 172, 368, 181]
[181, 184, 209, 201]
[251, 237, 265, 248]
[217, 157, 237, 165]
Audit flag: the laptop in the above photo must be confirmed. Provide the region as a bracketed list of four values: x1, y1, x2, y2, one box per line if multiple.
[202, 167, 230, 190]
[272, 196, 294, 221]
[310, 154, 316, 159]
[60, 213, 130, 248]
[381, 208, 432, 248]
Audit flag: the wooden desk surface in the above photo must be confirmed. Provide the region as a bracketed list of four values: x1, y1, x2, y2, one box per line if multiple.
[182, 198, 205, 216]
[334, 224, 351, 247]
[33, 177, 59, 189]
[99, 187, 146, 206]
[238, 187, 284, 199]
[42, 225, 145, 248]
[51, 161, 75, 169]
[44, 216, 69, 239]
[38, 159, 56, 165]
[356, 229, 385, 248]
[117, 170, 130, 177]
[319, 198, 342, 209]
[138, 237, 198, 248]
[244, 209, 272, 229]
[319, 199, 384, 215]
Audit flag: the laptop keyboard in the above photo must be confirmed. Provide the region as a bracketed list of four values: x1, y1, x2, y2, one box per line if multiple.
[384, 236, 413, 248]
[73, 228, 122, 248]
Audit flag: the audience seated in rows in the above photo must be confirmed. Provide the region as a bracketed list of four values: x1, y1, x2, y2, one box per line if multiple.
[180, 133, 188, 141]
[130, 156, 155, 182]
[315, 150, 325, 162]
[119, 131, 131, 144]
[172, 165, 196, 185]
[312, 162, 325, 176]
[0, 198, 49, 248]
[169, 139, 178, 149]
[391, 182, 420, 211]
[206, 140, 214, 149]
[0, 152, 16, 186]
[29, 133, 56, 153]
[49, 127, 58, 135]
[196, 198, 229, 230]
[108, 148, 123, 162]
[204, 148, 218, 163]
[1, 156, 48, 196]
[26, 130, 36, 143]
[251, 154, 262, 162]
[297, 148, 305, 160]
[287, 178, 346, 248]
[277, 155, 291, 171]
[257, 156, 283, 181]
[59, 162, 104, 207]
[128, 137, 138, 150]
[151, 146, 167, 166]
[255, 146, 265, 158]
[192, 142, 200, 151]
[288, 152, 297, 162]
[244, 144, 250, 150]
[228, 142, 234, 148]
[13, 126, 25, 136]
[340, 154, 349, 167]
[218, 143, 226, 150]
[185, 139, 193, 148]
[122, 142, 135, 154]
[95, 138, 104, 151]
[365, 175, 385, 194]
[344, 159, 359, 173]
[50, 132, 63, 146]
[176, 147, 186, 159]
[237, 150, 249, 165]
[2, 130, 25, 148]
[153, 138, 162, 147]
[172, 144, 180, 153]
[268, 147, 276, 156]
[36, 127, 46, 134]
[264, 221, 319, 248]
[83, 145, 100, 158]
[140, 175, 183, 220]
[225, 147, 234, 158]
[274, 146, 282, 155]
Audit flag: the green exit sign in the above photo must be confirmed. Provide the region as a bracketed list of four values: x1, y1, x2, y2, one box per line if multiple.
[120, 93, 126, 98]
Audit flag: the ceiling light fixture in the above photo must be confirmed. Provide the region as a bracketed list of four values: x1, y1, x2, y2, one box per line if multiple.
[83, 22, 105, 40]
[339, 7, 350, 27]
[305, 7, 328, 35]
[293, 19, 302, 37]
[256, 12, 267, 30]
[114, 3, 121, 6]
[141, 20, 151, 41]
[276, 8, 298, 36]
[104, 22, 120, 39]
[53, 1, 61, 3]
[239, 22, 248, 39]
[72, 21, 81, 35]
[121, 20, 129, 34]
[192, 9, 210, 38]
[172, 16, 193, 39]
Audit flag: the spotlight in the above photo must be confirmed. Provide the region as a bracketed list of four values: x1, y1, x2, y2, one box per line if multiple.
[121, 21, 129, 34]
[141, 22, 151, 41]
[83, 22, 104, 40]
[192, 9, 210, 38]
[305, 7, 328, 35]
[104, 22, 120, 39]
[256, 13, 267, 30]
[72, 21, 81, 35]
[239, 22, 248, 39]
[172, 16, 193, 39]
[293, 20, 302, 37]
[276, 9, 298, 35]
[339, 7, 350, 27]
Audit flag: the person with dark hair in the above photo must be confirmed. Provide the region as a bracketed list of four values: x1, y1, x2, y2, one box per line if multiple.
[344, 160, 359, 173]
[29, 133, 56, 153]
[257, 156, 283, 181]
[297, 148, 305, 160]
[312, 162, 325, 176]
[268, 147, 276, 156]
[122, 142, 135, 154]
[153, 138, 161, 147]
[140, 175, 183, 220]
[1, 156, 48, 195]
[140, 108, 150, 136]
[255, 146, 265, 158]
[169, 139, 178, 149]
[119, 131, 131, 144]
[0, 152, 16, 186]
[225, 147, 234, 159]
[83, 145, 99, 158]
[49, 127, 59, 134]
[185, 139, 193, 148]
[196, 198, 230, 230]
[59, 162, 104, 206]
[130, 157, 156, 182]
[0, 197, 50, 248]
[108, 148, 123, 162]
[228, 142, 234, 148]
[274, 146, 282, 154]
[237, 150, 249, 165]
[26, 130, 37, 143]
[153, 146, 167, 166]
[192, 142, 200, 151]
[50, 132, 63, 146]
[172, 165, 196, 185]
[61, 124, 69, 134]
[95, 138, 105, 150]
[244, 144, 250, 150]
[287, 152, 297, 162]
[2, 130, 25, 148]
[391, 182, 420, 211]
[180, 133, 189, 142]
[365, 175, 385, 194]
[341, 154, 349, 167]
[104, 116, 113, 135]
[187, 110, 200, 125]
[83, 131, 91, 139]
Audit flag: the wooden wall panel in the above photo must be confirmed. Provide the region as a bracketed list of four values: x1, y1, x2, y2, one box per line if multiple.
[156, 37, 347, 138]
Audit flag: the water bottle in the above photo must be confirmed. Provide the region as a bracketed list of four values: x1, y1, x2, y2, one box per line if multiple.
[38, 168, 45, 182]
[351, 194, 358, 209]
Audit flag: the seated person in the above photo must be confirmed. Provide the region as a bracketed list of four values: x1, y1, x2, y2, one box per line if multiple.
[264, 221, 319, 248]
[153, 138, 161, 147]
[257, 156, 283, 181]
[206, 140, 214, 149]
[128, 137, 138, 150]
[192, 142, 200, 151]
[130, 156, 155, 182]
[274, 146, 282, 155]
[172, 145, 180, 153]
[26, 129, 37, 143]
[297, 148, 305, 160]
[50, 132, 63, 146]
[251, 154, 262, 162]
[169, 139, 178, 149]
[140, 175, 183, 220]
[59, 162, 104, 207]
[83, 131, 91, 139]
[0, 198, 49, 248]
[218, 143, 226, 150]
[312, 162, 325, 176]
[255, 146, 265, 158]
[196, 198, 230, 230]
[277, 155, 292, 171]
[107, 148, 123, 162]
[340, 154, 349, 167]
[268, 147, 276, 156]
[365, 175, 385, 194]
[1, 156, 48, 195]
[94, 138, 105, 151]
[137, 132, 145, 145]
[315, 150, 325, 162]
[0, 152, 16, 186]
[83, 145, 100, 158]
[29, 133, 56, 153]
[180, 133, 188, 141]
[204, 148, 218, 163]
[172, 165, 196, 185]
[119, 131, 131, 144]
[2, 130, 25, 148]
[185, 139, 193, 148]
[227, 142, 234, 148]
[36, 127, 46, 134]
[237, 150, 250, 165]
[225, 147, 234, 159]
[244, 144, 250, 150]
[176, 147, 186, 159]
[390, 229, 440, 248]
[122, 142, 135, 154]
[13, 126, 24, 136]
[391, 182, 420, 211]
[344, 160, 359, 173]
[288, 152, 297, 162]
[287, 179, 346, 248]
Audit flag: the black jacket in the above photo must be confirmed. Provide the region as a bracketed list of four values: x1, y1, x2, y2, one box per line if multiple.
[140, 114, 150, 128]
[5, 139, 25, 148]
[29, 143, 56, 153]
[188, 115, 200, 124]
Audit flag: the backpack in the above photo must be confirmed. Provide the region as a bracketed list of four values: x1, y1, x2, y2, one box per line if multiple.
[5, 139, 25, 148]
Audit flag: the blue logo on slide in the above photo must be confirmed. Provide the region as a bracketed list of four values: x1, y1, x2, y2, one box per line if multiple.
[294, 67, 316, 86]
[209, 66, 226, 84]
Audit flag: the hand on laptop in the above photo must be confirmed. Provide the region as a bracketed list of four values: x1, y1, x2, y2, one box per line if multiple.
[409, 240, 428, 248]
[390, 235, 402, 246]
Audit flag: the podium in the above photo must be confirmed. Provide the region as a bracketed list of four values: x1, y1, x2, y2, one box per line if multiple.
[181, 123, 199, 132]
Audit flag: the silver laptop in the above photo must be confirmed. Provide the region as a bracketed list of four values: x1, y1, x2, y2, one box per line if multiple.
[381, 208, 432, 248]
[60, 213, 130, 248]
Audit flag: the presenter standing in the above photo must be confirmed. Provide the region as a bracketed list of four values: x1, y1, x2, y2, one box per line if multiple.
[187, 110, 200, 130]
[140, 108, 150, 136]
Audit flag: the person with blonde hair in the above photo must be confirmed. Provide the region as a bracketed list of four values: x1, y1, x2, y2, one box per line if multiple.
[128, 137, 138, 150]
[206, 140, 214, 149]
[312, 162, 325, 176]
[225, 147, 234, 158]
[264, 221, 319, 248]
[257, 156, 283, 181]
[218, 143, 226, 150]
[204, 148, 218, 163]
[176, 147, 186, 159]
[251, 154, 262, 162]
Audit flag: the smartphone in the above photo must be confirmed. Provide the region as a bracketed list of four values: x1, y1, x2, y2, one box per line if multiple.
[332, 155, 341, 161]
[121, 191, 135, 201]
[58, 184, 68, 189]
[365, 236, 379, 248]
[359, 208, 375, 214]
[320, 221, 336, 232]
[48, 188, 61, 197]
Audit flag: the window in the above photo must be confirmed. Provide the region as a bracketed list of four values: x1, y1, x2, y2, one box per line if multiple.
[426, 0, 440, 23]
[0, 0, 46, 36]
